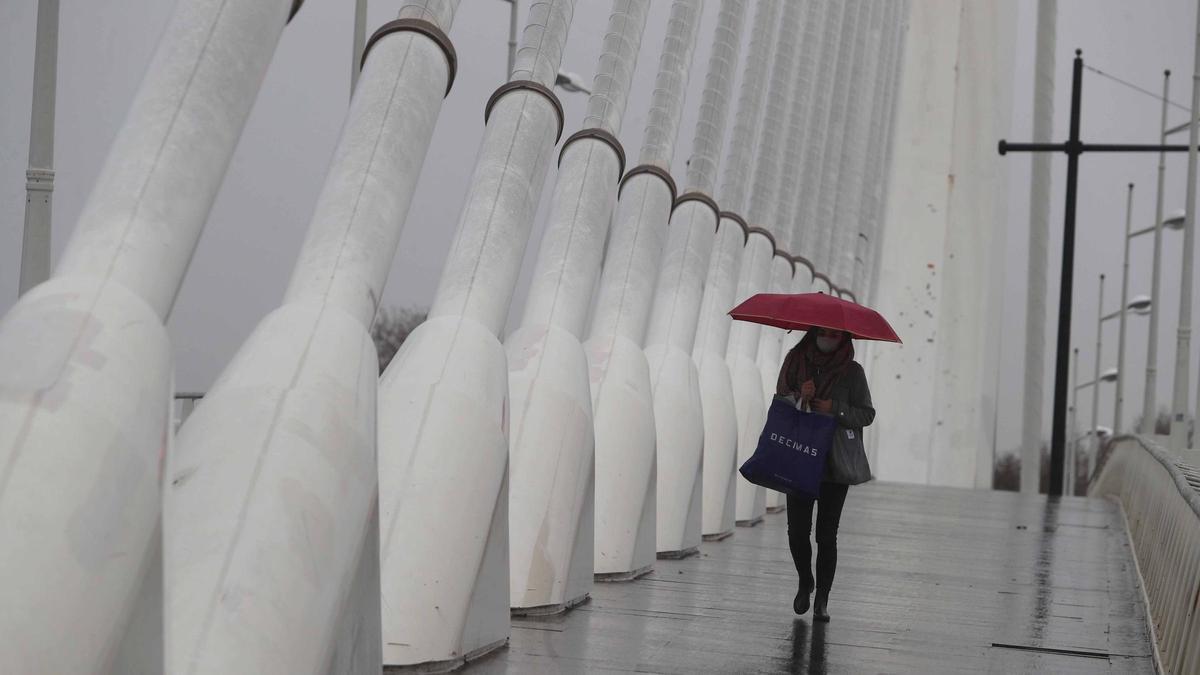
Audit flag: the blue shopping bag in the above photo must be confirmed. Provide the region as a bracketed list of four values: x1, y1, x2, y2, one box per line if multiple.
[739, 396, 837, 499]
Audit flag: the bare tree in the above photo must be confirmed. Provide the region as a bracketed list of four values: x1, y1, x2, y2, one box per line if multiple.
[371, 306, 426, 372]
[994, 443, 1051, 494]
[1132, 408, 1172, 436]
[993, 452, 1021, 492]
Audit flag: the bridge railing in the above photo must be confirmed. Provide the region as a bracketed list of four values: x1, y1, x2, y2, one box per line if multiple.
[1090, 434, 1200, 674]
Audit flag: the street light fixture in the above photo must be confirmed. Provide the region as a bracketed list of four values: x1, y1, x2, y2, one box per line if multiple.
[1096, 262, 1149, 441]
[1122, 187, 1185, 434]
[496, 2, 589, 98]
[1128, 209, 1185, 238]
[555, 69, 592, 95]
[1164, 207, 1186, 229]
[1071, 352, 1119, 495]
[1127, 294, 1152, 314]
[1083, 266, 1151, 494]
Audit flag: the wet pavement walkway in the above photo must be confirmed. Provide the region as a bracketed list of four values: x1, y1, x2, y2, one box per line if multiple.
[468, 482, 1156, 674]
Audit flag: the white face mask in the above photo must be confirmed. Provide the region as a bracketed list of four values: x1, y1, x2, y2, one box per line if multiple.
[816, 336, 841, 354]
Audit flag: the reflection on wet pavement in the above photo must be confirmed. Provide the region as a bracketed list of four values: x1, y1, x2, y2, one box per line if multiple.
[465, 482, 1156, 674]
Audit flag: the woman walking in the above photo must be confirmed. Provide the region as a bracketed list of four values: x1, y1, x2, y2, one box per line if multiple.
[776, 327, 875, 622]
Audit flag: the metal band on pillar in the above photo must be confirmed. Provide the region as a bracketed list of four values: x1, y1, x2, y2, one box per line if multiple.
[792, 254, 815, 281]
[673, 191, 721, 229]
[558, 128, 627, 182]
[619, 163, 678, 204]
[361, 18, 459, 96]
[813, 271, 833, 292]
[775, 248, 796, 275]
[719, 210, 750, 245]
[485, 80, 565, 142]
[746, 225, 777, 252]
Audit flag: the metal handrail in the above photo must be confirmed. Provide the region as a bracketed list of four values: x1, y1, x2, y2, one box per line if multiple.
[1090, 434, 1200, 673]
[1100, 434, 1200, 517]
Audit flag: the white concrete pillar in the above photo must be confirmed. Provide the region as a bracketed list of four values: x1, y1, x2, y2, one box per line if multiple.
[165, 4, 459, 672]
[727, 0, 807, 525]
[698, 0, 781, 529]
[1020, 0, 1057, 493]
[831, 1, 884, 292]
[854, 3, 904, 299]
[506, 0, 650, 613]
[795, 0, 848, 272]
[587, 0, 708, 576]
[375, 1, 576, 668]
[779, 0, 827, 262]
[869, 0, 1016, 488]
[694, 214, 747, 538]
[643, 195, 716, 556]
[684, 0, 750, 543]
[865, 7, 909, 306]
[0, 1, 300, 672]
[811, 2, 867, 279]
[728, 229, 775, 524]
[753, 0, 824, 513]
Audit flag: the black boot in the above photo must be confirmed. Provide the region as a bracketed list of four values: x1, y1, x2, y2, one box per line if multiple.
[793, 585, 811, 615]
[813, 588, 830, 622]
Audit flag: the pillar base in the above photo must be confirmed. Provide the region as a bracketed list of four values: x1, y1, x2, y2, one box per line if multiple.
[702, 530, 734, 542]
[736, 516, 764, 528]
[765, 505, 786, 514]
[510, 593, 591, 617]
[656, 546, 699, 560]
[595, 565, 653, 582]
[382, 638, 508, 674]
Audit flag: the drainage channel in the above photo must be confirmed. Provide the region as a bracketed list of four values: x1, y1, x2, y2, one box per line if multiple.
[989, 642, 1110, 660]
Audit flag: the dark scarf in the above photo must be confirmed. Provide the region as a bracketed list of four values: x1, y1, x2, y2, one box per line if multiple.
[783, 331, 855, 399]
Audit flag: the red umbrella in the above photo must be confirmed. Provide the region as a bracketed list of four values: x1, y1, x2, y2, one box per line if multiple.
[728, 292, 902, 343]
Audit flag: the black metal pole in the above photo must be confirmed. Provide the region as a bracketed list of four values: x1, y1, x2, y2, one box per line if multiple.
[1048, 50, 1085, 498]
[998, 50, 1193, 495]
[1001, 141, 1200, 154]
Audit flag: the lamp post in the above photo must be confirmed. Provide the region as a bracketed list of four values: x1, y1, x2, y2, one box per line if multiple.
[1098, 291, 1151, 434]
[499, 0, 518, 78]
[1143, 71, 1171, 432]
[1118, 291, 1152, 433]
[1138, 205, 1186, 433]
[352, 0, 367, 96]
[1170, 2, 1200, 451]
[1116, 185, 1133, 435]
[1069, 346, 1080, 493]
[1073, 364, 1119, 495]
[1081, 269, 1149, 493]
[19, 0, 59, 296]
[1089, 274, 1106, 494]
[1113, 184, 1156, 436]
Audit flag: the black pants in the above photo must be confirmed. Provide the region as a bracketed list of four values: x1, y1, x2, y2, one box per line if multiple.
[786, 482, 849, 592]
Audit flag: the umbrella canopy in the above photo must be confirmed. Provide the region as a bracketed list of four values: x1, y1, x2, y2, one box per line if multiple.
[729, 292, 902, 343]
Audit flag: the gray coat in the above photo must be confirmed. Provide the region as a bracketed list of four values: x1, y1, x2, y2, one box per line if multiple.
[778, 361, 875, 485]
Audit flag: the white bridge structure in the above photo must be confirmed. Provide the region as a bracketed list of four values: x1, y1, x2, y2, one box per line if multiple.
[2, 0, 1198, 673]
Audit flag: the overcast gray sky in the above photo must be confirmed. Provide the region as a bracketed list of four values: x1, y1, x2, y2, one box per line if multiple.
[2, 0, 1198, 456]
